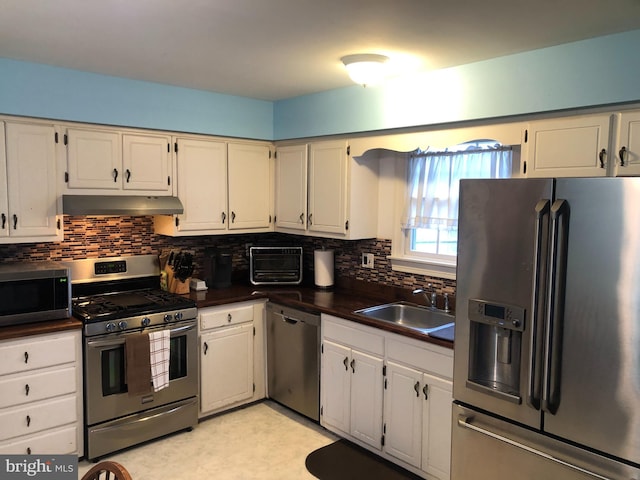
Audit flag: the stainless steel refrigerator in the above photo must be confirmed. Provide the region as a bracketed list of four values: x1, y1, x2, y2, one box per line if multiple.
[452, 177, 640, 480]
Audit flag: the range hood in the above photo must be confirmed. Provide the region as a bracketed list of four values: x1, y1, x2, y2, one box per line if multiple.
[62, 195, 184, 216]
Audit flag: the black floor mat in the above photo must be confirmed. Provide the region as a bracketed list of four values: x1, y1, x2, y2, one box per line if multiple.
[305, 439, 423, 480]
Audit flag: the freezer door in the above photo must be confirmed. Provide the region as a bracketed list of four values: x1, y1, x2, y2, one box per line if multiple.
[452, 403, 639, 480]
[454, 178, 553, 428]
[542, 178, 640, 466]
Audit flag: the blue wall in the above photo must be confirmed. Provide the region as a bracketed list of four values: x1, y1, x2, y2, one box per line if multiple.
[274, 29, 640, 139]
[1, 29, 640, 141]
[0, 58, 274, 140]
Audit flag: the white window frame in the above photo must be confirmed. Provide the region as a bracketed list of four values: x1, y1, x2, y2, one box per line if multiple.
[386, 123, 525, 280]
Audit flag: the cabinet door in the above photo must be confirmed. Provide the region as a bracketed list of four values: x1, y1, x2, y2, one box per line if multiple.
[66, 128, 121, 189]
[350, 349, 384, 450]
[175, 138, 227, 232]
[309, 140, 347, 235]
[383, 361, 423, 468]
[200, 323, 254, 413]
[275, 144, 308, 231]
[614, 111, 640, 176]
[122, 133, 171, 192]
[0, 122, 7, 236]
[228, 143, 271, 230]
[320, 340, 351, 434]
[4, 122, 59, 238]
[422, 372, 452, 480]
[525, 114, 611, 178]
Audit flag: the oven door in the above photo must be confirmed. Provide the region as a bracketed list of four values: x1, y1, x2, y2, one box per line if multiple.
[84, 320, 198, 427]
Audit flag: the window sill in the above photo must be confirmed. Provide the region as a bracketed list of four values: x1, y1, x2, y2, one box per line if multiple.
[388, 255, 456, 280]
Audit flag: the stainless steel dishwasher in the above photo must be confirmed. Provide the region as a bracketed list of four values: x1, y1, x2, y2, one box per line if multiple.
[266, 302, 320, 422]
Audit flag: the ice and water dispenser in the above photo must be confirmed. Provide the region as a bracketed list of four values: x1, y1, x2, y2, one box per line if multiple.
[466, 299, 526, 403]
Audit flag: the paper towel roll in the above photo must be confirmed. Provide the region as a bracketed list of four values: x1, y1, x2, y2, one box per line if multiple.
[314, 249, 334, 288]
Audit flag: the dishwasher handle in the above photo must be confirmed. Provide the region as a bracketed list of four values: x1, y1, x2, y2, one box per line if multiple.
[272, 311, 300, 325]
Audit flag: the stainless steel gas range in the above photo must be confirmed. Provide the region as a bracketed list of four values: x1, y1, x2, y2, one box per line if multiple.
[70, 255, 198, 461]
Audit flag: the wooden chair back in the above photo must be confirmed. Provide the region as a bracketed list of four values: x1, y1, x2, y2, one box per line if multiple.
[81, 461, 133, 480]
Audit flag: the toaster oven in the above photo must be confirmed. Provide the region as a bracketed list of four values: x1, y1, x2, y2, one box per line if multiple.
[249, 246, 303, 285]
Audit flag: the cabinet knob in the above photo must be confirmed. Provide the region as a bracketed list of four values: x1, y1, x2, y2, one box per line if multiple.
[227, 313, 232, 323]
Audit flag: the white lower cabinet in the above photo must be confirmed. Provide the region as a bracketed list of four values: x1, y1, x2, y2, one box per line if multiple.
[198, 301, 266, 417]
[321, 314, 453, 480]
[0, 330, 83, 456]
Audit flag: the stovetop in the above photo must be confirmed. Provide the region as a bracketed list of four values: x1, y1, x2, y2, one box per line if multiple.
[72, 289, 196, 323]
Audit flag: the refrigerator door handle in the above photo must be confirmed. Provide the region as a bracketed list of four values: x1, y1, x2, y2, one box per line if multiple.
[528, 199, 550, 410]
[457, 414, 610, 480]
[542, 199, 569, 415]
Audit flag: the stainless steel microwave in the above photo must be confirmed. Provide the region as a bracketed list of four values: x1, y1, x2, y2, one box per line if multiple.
[0, 261, 71, 327]
[249, 246, 303, 285]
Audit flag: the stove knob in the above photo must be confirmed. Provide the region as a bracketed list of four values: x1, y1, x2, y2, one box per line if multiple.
[164, 314, 173, 323]
[174, 311, 184, 321]
[141, 317, 151, 327]
[118, 320, 128, 331]
[105, 322, 116, 333]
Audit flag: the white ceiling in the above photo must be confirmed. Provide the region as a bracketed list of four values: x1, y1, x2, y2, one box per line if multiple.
[2, 0, 640, 101]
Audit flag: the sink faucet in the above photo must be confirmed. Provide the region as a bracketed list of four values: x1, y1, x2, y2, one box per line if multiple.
[412, 284, 437, 309]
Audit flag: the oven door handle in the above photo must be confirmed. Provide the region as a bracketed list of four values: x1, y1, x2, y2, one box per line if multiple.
[86, 323, 196, 347]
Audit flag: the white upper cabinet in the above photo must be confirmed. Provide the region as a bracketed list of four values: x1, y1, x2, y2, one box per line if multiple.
[227, 143, 272, 230]
[63, 127, 172, 194]
[523, 114, 612, 177]
[274, 144, 308, 231]
[122, 133, 172, 191]
[154, 138, 273, 236]
[156, 137, 227, 234]
[612, 110, 640, 176]
[0, 122, 61, 243]
[278, 139, 378, 239]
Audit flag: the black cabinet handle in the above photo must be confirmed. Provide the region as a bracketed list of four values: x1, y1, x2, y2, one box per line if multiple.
[414, 381, 420, 397]
[126, 169, 131, 182]
[24, 352, 29, 364]
[25, 384, 30, 396]
[620, 146, 627, 167]
[1, 213, 5, 229]
[308, 213, 313, 226]
[26, 415, 31, 427]
[423, 384, 429, 400]
[299, 213, 304, 224]
[113, 168, 119, 182]
[13, 214, 17, 230]
[231, 211, 236, 223]
[343, 356, 348, 371]
[26, 447, 31, 455]
[350, 359, 355, 373]
[203, 342, 209, 355]
[221, 212, 226, 224]
[598, 149, 606, 168]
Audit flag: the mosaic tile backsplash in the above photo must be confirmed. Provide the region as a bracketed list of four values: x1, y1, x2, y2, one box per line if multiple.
[0, 216, 456, 295]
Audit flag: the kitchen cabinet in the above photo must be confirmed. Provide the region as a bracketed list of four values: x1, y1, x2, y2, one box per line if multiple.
[523, 114, 612, 178]
[321, 314, 453, 480]
[385, 337, 453, 480]
[154, 139, 273, 236]
[0, 121, 62, 243]
[62, 127, 173, 194]
[612, 110, 640, 176]
[274, 144, 308, 231]
[275, 139, 378, 239]
[198, 300, 266, 417]
[227, 143, 272, 230]
[0, 330, 83, 456]
[321, 315, 384, 450]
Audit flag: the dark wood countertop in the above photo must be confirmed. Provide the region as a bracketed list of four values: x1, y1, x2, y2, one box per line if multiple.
[186, 281, 454, 350]
[0, 317, 83, 341]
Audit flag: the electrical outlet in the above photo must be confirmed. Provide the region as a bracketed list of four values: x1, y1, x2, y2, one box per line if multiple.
[362, 252, 374, 269]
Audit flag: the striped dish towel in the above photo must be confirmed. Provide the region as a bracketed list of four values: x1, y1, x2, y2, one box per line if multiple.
[149, 330, 170, 392]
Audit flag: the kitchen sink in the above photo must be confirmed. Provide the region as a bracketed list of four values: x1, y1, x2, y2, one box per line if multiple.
[354, 301, 454, 334]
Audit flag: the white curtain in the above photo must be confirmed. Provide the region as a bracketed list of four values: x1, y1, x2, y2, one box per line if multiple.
[402, 145, 512, 229]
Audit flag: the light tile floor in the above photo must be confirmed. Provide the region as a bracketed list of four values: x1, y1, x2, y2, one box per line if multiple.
[77, 401, 337, 479]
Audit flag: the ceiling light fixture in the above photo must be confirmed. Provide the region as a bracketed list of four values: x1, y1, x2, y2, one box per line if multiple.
[341, 54, 389, 87]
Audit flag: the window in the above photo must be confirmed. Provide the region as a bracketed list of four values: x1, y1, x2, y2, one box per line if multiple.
[399, 140, 512, 273]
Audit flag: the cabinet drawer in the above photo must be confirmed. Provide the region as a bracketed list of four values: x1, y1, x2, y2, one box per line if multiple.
[0, 425, 78, 455]
[0, 396, 77, 441]
[0, 333, 78, 376]
[0, 366, 77, 409]
[386, 338, 453, 379]
[322, 315, 384, 356]
[200, 305, 254, 330]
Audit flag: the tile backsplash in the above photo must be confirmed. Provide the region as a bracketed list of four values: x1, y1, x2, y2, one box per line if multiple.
[0, 216, 456, 295]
